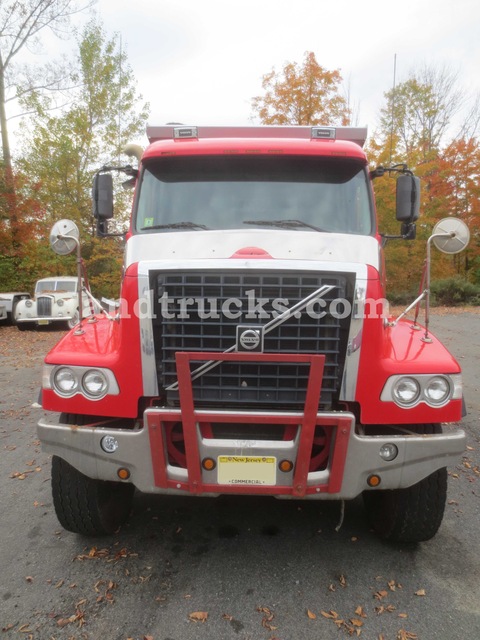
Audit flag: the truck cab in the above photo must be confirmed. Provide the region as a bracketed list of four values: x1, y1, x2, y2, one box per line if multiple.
[38, 125, 465, 541]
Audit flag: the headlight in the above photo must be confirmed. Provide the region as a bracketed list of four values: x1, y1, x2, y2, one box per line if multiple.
[82, 369, 109, 398]
[25, 300, 33, 308]
[57, 299, 64, 307]
[53, 367, 78, 396]
[424, 376, 450, 405]
[392, 377, 420, 406]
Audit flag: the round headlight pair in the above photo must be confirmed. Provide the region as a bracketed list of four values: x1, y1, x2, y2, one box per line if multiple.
[392, 376, 450, 407]
[53, 367, 109, 399]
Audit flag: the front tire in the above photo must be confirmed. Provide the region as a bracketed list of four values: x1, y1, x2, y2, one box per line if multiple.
[51, 456, 134, 536]
[363, 423, 448, 543]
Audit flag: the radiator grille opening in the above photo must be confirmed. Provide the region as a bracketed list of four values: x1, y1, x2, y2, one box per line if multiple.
[150, 270, 354, 410]
[37, 296, 52, 317]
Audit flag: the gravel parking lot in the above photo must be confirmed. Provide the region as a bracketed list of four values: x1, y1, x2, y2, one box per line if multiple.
[0, 310, 479, 640]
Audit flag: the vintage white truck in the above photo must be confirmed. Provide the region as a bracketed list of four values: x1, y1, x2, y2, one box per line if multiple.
[14, 276, 96, 330]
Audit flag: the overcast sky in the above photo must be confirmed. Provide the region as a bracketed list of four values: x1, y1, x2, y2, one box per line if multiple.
[15, 0, 480, 143]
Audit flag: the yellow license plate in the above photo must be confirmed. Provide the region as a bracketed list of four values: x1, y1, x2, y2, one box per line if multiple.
[217, 455, 276, 486]
[37, 319, 49, 325]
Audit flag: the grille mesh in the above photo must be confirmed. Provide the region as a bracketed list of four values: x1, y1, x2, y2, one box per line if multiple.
[151, 270, 354, 409]
[37, 296, 52, 317]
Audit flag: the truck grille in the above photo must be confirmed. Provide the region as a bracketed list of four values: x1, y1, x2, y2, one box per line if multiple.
[150, 270, 354, 410]
[37, 296, 52, 317]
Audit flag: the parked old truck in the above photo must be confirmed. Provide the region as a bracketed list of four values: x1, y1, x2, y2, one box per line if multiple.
[38, 125, 468, 541]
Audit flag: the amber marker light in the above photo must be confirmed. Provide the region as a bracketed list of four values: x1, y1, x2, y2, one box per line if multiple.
[117, 468, 131, 480]
[367, 474, 381, 487]
[279, 459, 294, 473]
[202, 457, 216, 471]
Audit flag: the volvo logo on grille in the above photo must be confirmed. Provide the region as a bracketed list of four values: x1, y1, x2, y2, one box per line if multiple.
[236, 326, 264, 352]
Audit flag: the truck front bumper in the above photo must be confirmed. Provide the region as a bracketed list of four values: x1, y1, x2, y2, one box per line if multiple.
[37, 410, 465, 500]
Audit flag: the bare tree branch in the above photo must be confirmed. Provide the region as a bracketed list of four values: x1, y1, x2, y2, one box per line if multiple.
[0, 0, 95, 171]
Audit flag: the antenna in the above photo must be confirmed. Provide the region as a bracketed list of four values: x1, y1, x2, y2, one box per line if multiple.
[389, 53, 397, 164]
[118, 34, 122, 163]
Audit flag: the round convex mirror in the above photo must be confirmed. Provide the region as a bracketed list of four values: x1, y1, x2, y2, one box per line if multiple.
[50, 219, 80, 255]
[432, 218, 470, 255]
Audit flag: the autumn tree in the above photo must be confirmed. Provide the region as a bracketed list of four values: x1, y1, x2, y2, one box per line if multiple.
[7, 20, 149, 295]
[371, 65, 480, 296]
[428, 137, 480, 279]
[251, 52, 350, 126]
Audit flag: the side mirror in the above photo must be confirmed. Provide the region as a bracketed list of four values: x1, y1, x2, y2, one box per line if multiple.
[92, 173, 114, 220]
[396, 174, 420, 222]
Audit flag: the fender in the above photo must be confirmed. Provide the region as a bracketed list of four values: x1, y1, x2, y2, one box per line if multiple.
[42, 266, 143, 419]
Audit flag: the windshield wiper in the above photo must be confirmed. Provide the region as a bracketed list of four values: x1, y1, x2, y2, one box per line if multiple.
[140, 221, 209, 231]
[243, 219, 326, 232]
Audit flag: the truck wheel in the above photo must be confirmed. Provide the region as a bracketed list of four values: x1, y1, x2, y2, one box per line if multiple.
[362, 423, 447, 543]
[51, 456, 134, 536]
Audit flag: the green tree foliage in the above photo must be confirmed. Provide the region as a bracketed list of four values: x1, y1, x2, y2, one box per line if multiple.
[8, 20, 149, 295]
[251, 52, 350, 126]
[19, 20, 148, 232]
[379, 66, 464, 162]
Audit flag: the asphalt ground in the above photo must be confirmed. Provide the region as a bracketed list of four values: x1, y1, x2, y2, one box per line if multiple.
[0, 309, 479, 640]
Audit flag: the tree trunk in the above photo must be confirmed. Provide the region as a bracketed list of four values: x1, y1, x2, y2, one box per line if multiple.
[0, 54, 19, 249]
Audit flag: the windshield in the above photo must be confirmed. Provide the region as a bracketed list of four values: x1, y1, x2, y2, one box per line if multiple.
[36, 280, 77, 293]
[134, 155, 373, 235]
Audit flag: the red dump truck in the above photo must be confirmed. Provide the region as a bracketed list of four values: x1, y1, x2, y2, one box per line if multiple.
[39, 125, 467, 541]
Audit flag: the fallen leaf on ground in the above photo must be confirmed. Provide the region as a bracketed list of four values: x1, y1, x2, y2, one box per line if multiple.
[350, 617, 364, 627]
[321, 610, 339, 619]
[188, 611, 208, 623]
[307, 609, 317, 619]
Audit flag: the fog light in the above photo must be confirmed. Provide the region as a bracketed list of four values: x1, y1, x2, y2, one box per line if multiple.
[379, 443, 398, 461]
[424, 376, 450, 405]
[279, 459, 294, 473]
[101, 435, 119, 453]
[117, 468, 130, 480]
[202, 457, 216, 471]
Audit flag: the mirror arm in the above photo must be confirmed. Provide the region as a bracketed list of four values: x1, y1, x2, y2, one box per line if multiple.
[97, 164, 138, 178]
[370, 164, 414, 179]
[380, 222, 416, 244]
